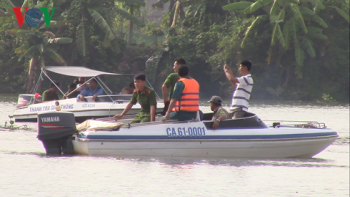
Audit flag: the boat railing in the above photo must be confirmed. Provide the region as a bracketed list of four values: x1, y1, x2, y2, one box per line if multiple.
[95, 115, 200, 128]
[124, 119, 201, 128]
[264, 120, 327, 129]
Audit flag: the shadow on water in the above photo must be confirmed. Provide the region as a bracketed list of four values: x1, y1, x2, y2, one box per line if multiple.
[1, 149, 348, 168]
[125, 157, 349, 168]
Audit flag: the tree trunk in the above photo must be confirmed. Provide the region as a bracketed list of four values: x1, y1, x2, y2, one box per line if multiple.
[169, 0, 175, 27]
[170, 0, 181, 28]
[25, 58, 36, 93]
[128, 6, 134, 45]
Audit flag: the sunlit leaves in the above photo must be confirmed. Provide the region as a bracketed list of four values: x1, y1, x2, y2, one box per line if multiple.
[47, 38, 73, 44]
[241, 15, 268, 48]
[222, 1, 253, 10]
[14, 44, 29, 54]
[76, 16, 86, 57]
[45, 48, 66, 65]
[328, 6, 349, 23]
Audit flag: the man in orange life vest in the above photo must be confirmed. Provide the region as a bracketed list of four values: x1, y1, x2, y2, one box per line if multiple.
[162, 65, 200, 121]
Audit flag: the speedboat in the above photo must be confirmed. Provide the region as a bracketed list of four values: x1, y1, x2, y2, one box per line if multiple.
[12, 66, 164, 122]
[36, 111, 338, 159]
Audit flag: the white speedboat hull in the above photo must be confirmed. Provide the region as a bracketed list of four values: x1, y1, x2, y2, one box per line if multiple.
[36, 111, 338, 159]
[13, 97, 164, 122]
[72, 122, 337, 159]
[73, 136, 336, 158]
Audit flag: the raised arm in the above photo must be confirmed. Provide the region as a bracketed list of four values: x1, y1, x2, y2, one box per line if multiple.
[224, 64, 239, 86]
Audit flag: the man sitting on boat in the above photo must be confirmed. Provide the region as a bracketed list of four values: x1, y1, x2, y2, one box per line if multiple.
[114, 74, 157, 123]
[64, 83, 80, 99]
[208, 96, 229, 129]
[76, 77, 89, 92]
[162, 65, 200, 121]
[120, 82, 135, 94]
[224, 60, 253, 119]
[77, 78, 104, 102]
[42, 81, 60, 102]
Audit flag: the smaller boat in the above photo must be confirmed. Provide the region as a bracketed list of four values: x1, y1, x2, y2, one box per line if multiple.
[36, 111, 338, 159]
[12, 66, 164, 122]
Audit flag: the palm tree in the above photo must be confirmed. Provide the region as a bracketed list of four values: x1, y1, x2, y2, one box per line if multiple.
[115, 0, 146, 44]
[0, 0, 72, 92]
[223, 0, 349, 77]
[65, 0, 144, 58]
[8, 29, 72, 92]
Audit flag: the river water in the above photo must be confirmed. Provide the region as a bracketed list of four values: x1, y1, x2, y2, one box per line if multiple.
[0, 96, 348, 197]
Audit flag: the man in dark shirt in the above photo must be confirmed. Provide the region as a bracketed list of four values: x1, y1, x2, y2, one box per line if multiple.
[114, 74, 157, 123]
[120, 82, 135, 94]
[64, 83, 80, 99]
[161, 58, 186, 115]
[42, 81, 60, 102]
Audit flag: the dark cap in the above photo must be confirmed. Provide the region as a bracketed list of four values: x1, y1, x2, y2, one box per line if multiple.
[208, 95, 222, 105]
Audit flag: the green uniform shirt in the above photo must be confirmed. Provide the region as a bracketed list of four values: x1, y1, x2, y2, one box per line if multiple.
[42, 89, 59, 102]
[130, 86, 157, 113]
[163, 73, 179, 100]
[212, 107, 229, 121]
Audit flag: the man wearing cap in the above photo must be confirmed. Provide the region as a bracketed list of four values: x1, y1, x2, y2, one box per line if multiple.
[42, 81, 60, 102]
[208, 95, 229, 129]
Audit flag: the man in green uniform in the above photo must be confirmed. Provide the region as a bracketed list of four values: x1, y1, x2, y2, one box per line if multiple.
[114, 74, 157, 123]
[161, 58, 186, 115]
[42, 81, 60, 102]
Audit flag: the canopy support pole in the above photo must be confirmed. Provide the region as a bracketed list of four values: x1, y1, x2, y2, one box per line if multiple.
[96, 76, 113, 95]
[28, 71, 44, 104]
[146, 78, 160, 100]
[94, 77, 115, 103]
[41, 68, 66, 96]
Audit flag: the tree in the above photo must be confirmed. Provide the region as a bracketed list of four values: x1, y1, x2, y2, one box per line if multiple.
[223, 0, 349, 77]
[8, 29, 72, 92]
[115, 0, 146, 44]
[64, 0, 144, 59]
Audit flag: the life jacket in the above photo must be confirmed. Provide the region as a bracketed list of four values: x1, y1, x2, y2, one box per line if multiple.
[172, 78, 199, 112]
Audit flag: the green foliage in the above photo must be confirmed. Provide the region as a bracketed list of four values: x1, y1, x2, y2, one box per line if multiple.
[0, 0, 348, 103]
[223, 0, 348, 78]
[322, 93, 336, 102]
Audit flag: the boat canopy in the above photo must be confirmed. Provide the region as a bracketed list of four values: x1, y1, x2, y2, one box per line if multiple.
[42, 66, 123, 77]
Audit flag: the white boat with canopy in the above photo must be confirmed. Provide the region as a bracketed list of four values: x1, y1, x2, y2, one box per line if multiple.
[12, 66, 164, 122]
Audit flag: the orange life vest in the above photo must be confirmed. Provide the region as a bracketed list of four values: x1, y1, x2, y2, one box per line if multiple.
[172, 78, 200, 112]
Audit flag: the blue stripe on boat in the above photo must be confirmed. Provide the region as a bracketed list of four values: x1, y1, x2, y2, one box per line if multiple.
[78, 132, 338, 140]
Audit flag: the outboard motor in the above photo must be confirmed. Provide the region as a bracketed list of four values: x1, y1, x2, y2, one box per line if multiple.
[37, 111, 77, 155]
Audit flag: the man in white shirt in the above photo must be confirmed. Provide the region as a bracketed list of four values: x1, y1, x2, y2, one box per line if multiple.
[224, 60, 253, 119]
